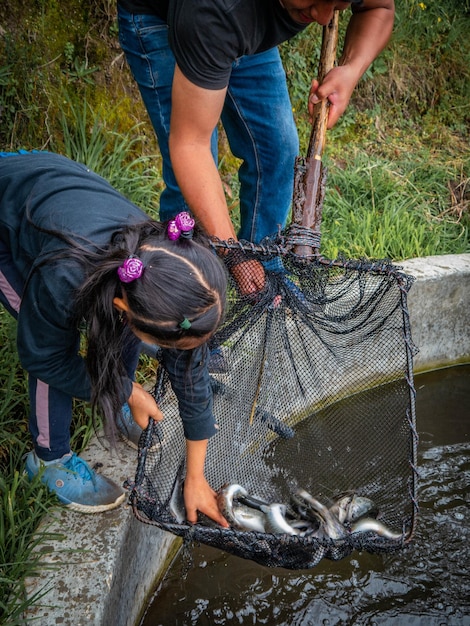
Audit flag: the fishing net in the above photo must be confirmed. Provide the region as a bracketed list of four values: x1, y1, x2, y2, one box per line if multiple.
[128, 14, 419, 569]
[129, 243, 419, 569]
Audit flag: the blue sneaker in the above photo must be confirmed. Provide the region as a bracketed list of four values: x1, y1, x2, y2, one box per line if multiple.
[116, 403, 163, 451]
[25, 451, 125, 513]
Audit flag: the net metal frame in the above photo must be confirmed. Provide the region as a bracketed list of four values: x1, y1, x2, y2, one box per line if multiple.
[129, 232, 419, 570]
[128, 12, 419, 570]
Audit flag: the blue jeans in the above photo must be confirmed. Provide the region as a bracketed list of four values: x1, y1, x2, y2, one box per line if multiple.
[117, 7, 298, 244]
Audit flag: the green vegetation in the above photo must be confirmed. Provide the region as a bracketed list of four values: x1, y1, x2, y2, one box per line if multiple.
[0, 0, 469, 622]
[279, 1, 469, 259]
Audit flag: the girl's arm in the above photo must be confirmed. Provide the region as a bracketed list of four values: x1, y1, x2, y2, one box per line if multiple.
[161, 346, 228, 526]
[184, 438, 229, 527]
[127, 381, 163, 428]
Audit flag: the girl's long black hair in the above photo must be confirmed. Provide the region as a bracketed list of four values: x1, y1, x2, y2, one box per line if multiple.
[73, 219, 227, 439]
[26, 214, 227, 441]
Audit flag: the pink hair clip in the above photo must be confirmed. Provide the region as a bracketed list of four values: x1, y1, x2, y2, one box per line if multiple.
[117, 256, 144, 283]
[167, 212, 195, 241]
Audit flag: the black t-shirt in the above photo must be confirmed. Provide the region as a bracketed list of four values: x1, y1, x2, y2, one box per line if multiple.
[118, 0, 169, 18]
[117, 0, 306, 89]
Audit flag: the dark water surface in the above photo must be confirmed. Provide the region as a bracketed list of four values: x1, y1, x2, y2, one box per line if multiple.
[141, 365, 470, 626]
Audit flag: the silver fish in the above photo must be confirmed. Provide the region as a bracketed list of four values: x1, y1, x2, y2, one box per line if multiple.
[294, 489, 347, 540]
[231, 503, 267, 533]
[289, 519, 323, 538]
[216, 483, 249, 527]
[216, 484, 269, 532]
[290, 493, 323, 524]
[238, 492, 270, 511]
[351, 517, 403, 541]
[329, 492, 379, 525]
[261, 503, 299, 536]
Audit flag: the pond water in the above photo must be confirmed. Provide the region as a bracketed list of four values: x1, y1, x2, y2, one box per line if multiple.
[141, 365, 470, 626]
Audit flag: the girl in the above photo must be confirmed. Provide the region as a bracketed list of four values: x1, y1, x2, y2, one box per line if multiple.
[0, 150, 229, 526]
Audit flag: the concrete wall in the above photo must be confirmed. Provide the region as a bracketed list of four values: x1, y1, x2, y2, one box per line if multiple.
[24, 436, 179, 626]
[24, 254, 470, 626]
[401, 254, 470, 372]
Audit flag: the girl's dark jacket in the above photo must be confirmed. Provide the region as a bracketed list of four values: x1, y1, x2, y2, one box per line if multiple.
[0, 151, 216, 440]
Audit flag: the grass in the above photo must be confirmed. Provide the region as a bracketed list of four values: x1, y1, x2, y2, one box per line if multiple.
[320, 148, 469, 260]
[0, 469, 62, 625]
[0, 312, 58, 625]
[0, 0, 469, 622]
[58, 96, 163, 217]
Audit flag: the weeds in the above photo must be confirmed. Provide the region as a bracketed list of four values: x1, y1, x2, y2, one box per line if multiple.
[320, 150, 469, 260]
[57, 95, 162, 217]
[0, 471, 62, 625]
[0, 312, 58, 623]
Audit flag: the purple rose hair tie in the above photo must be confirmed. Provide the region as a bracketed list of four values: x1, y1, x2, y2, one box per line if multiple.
[167, 211, 195, 241]
[117, 256, 144, 283]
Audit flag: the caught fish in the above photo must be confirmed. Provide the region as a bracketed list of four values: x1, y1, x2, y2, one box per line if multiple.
[294, 489, 347, 540]
[290, 493, 323, 524]
[238, 492, 270, 511]
[329, 492, 379, 525]
[217, 483, 250, 528]
[217, 483, 268, 532]
[289, 518, 322, 538]
[351, 518, 403, 541]
[231, 503, 267, 533]
[261, 503, 299, 536]
[256, 408, 295, 439]
[216, 483, 395, 541]
[217, 483, 247, 512]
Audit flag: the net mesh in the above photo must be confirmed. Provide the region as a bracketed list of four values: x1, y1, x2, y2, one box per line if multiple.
[129, 237, 419, 570]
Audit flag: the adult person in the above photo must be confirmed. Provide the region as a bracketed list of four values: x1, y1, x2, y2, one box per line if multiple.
[0, 150, 229, 526]
[117, 0, 395, 295]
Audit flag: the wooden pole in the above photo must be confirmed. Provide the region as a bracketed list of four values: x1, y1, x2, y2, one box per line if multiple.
[293, 11, 339, 257]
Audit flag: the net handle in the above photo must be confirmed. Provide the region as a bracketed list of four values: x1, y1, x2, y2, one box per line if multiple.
[306, 11, 339, 164]
[293, 11, 339, 257]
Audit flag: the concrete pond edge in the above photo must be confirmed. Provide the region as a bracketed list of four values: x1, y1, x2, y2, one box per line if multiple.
[24, 253, 470, 626]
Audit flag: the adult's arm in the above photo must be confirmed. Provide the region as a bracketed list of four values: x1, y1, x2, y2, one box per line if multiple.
[169, 66, 235, 242]
[169, 66, 265, 295]
[309, 0, 395, 128]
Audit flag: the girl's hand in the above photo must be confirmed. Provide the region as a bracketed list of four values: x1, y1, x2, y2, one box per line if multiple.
[184, 473, 229, 528]
[184, 438, 229, 527]
[127, 382, 163, 429]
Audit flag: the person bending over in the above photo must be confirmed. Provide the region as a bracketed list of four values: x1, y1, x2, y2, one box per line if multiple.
[117, 0, 395, 294]
[0, 150, 229, 526]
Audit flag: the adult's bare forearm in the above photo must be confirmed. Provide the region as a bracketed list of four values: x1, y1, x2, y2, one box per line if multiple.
[340, 3, 395, 79]
[170, 142, 237, 241]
